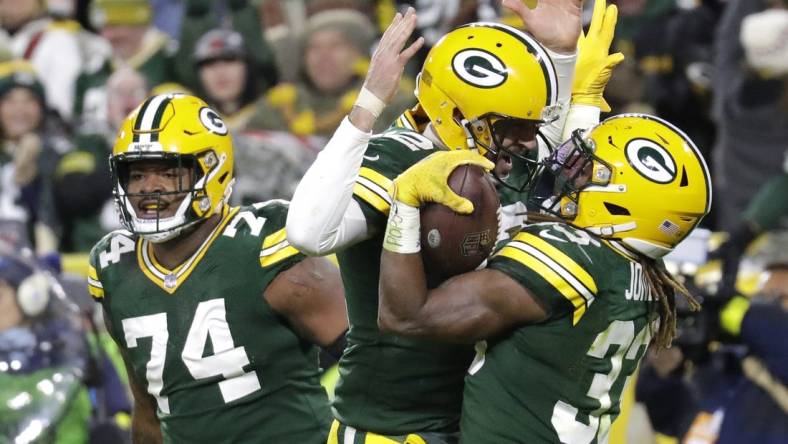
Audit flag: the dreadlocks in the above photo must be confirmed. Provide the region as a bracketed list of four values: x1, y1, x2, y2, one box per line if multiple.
[641, 258, 701, 349]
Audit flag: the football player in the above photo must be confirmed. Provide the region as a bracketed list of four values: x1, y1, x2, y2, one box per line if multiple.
[286, 2, 623, 442]
[377, 114, 712, 443]
[87, 94, 347, 443]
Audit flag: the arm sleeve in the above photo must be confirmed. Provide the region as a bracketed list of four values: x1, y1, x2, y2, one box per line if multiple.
[286, 117, 374, 255]
[537, 49, 577, 159]
[562, 104, 601, 140]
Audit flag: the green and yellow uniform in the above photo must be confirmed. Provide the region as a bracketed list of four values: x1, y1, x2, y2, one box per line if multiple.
[88, 202, 332, 443]
[461, 222, 657, 443]
[332, 127, 474, 440]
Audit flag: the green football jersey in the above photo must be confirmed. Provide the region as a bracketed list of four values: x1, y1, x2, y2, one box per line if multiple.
[88, 202, 331, 444]
[332, 127, 475, 435]
[461, 222, 658, 444]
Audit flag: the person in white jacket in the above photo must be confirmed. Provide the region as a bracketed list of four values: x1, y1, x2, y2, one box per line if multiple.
[0, 0, 83, 121]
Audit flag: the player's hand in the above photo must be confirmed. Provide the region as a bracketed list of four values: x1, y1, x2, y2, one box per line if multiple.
[572, 0, 624, 112]
[392, 150, 494, 214]
[363, 7, 424, 104]
[501, 0, 582, 54]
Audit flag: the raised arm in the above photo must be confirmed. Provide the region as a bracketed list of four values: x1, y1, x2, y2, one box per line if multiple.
[562, 0, 623, 139]
[286, 8, 424, 255]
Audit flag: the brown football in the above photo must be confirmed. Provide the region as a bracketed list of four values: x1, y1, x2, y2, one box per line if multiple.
[420, 164, 500, 288]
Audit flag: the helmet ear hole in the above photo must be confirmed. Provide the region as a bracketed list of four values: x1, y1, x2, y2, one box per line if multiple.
[604, 202, 631, 216]
[218, 172, 229, 184]
[452, 108, 465, 123]
[679, 167, 688, 187]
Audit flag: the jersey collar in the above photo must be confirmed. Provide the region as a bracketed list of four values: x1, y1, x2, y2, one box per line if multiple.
[137, 206, 239, 294]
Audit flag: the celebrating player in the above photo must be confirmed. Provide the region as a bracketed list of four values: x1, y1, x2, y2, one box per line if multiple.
[285, 1, 606, 441]
[378, 114, 712, 442]
[87, 94, 347, 443]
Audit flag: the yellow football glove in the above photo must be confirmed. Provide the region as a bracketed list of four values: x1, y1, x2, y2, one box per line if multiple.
[392, 150, 494, 214]
[572, 0, 625, 112]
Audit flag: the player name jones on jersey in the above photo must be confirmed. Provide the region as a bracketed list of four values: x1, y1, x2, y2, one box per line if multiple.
[625, 262, 655, 302]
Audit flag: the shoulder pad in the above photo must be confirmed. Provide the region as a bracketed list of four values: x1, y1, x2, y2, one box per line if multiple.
[370, 128, 436, 153]
[221, 202, 289, 240]
[90, 229, 136, 271]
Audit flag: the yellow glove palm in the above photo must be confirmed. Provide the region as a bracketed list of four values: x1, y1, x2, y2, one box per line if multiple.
[392, 150, 494, 214]
[572, 0, 624, 112]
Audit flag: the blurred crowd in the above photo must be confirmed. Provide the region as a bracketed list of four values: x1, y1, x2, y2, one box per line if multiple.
[0, 0, 785, 443]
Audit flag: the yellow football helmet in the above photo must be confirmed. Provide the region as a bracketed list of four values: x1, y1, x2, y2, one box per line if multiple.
[110, 94, 234, 242]
[537, 114, 712, 259]
[415, 22, 559, 157]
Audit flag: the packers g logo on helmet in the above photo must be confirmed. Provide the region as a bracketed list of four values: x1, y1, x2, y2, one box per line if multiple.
[199, 107, 228, 135]
[110, 94, 235, 243]
[625, 139, 677, 184]
[451, 49, 508, 88]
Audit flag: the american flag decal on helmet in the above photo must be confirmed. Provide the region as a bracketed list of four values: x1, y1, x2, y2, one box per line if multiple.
[659, 220, 681, 237]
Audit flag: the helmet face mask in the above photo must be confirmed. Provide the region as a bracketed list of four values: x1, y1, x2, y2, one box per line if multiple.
[531, 129, 612, 217]
[111, 153, 204, 242]
[415, 22, 559, 192]
[531, 115, 712, 259]
[110, 94, 235, 243]
[472, 113, 550, 193]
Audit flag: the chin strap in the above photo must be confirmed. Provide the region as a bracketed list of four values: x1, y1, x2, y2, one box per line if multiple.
[585, 221, 637, 237]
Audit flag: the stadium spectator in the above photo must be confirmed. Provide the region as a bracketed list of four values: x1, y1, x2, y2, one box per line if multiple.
[75, 0, 176, 123]
[177, 0, 278, 97]
[248, 7, 414, 136]
[714, 152, 788, 302]
[0, 0, 83, 120]
[711, 0, 788, 233]
[0, 60, 68, 254]
[681, 232, 788, 444]
[193, 28, 262, 130]
[0, 248, 92, 442]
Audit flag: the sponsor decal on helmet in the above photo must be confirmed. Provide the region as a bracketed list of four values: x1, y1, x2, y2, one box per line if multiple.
[451, 49, 508, 88]
[199, 107, 228, 135]
[625, 138, 676, 184]
[129, 141, 164, 152]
